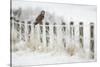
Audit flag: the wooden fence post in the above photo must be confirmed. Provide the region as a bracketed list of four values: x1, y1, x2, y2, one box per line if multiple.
[40, 24, 43, 43]
[21, 21, 25, 41]
[24, 21, 28, 42]
[62, 22, 66, 48]
[27, 21, 31, 41]
[53, 23, 57, 35]
[16, 20, 20, 41]
[45, 22, 49, 47]
[70, 21, 75, 43]
[53, 23, 57, 47]
[90, 23, 94, 59]
[79, 22, 84, 48]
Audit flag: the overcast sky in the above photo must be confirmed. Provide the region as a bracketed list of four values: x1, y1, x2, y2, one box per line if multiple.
[12, 0, 97, 23]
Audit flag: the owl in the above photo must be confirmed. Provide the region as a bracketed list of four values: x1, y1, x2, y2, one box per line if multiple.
[34, 10, 45, 25]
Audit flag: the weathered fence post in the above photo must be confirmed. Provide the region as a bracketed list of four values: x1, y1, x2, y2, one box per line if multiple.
[16, 19, 20, 41]
[53, 23, 57, 35]
[30, 21, 34, 41]
[27, 21, 31, 41]
[53, 23, 57, 47]
[45, 22, 49, 47]
[90, 23, 94, 59]
[62, 22, 66, 48]
[79, 22, 84, 48]
[70, 21, 75, 41]
[40, 24, 43, 43]
[21, 21, 25, 41]
[25, 21, 28, 41]
[67, 21, 75, 56]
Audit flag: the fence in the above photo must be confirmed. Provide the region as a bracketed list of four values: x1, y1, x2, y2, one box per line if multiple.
[11, 17, 95, 58]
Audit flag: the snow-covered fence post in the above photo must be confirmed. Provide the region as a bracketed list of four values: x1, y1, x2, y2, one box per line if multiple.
[37, 24, 41, 44]
[53, 23, 57, 48]
[12, 17, 20, 42]
[39, 25, 43, 43]
[42, 21, 46, 47]
[30, 21, 34, 42]
[21, 21, 25, 41]
[56, 23, 62, 49]
[27, 21, 31, 41]
[67, 21, 75, 56]
[70, 21, 75, 43]
[62, 22, 66, 48]
[90, 23, 94, 59]
[79, 22, 84, 48]
[53, 23, 57, 35]
[49, 23, 53, 49]
[16, 19, 20, 41]
[25, 21, 28, 41]
[45, 22, 49, 47]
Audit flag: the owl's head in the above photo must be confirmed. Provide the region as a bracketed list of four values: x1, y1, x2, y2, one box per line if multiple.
[41, 10, 45, 15]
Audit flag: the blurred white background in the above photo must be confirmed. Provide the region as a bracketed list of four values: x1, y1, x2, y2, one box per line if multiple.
[0, 0, 100, 67]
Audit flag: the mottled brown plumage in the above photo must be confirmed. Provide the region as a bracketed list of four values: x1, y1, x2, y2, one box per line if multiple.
[34, 10, 45, 25]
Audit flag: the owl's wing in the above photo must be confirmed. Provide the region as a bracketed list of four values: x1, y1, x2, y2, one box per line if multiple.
[36, 15, 44, 22]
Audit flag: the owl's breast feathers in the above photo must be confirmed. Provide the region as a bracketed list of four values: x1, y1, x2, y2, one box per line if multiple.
[36, 14, 44, 22]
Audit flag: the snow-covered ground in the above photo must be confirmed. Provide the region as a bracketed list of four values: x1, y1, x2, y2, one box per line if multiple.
[12, 49, 95, 66]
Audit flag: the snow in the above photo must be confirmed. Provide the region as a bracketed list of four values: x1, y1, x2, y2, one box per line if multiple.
[11, 38, 95, 66]
[12, 50, 94, 66]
